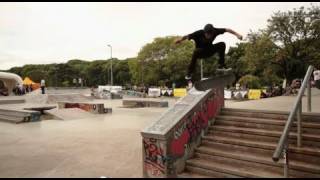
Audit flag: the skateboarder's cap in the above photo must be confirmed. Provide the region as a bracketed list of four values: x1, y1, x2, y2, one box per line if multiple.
[204, 24, 214, 33]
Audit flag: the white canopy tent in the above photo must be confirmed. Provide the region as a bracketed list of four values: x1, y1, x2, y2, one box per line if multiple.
[0, 72, 23, 95]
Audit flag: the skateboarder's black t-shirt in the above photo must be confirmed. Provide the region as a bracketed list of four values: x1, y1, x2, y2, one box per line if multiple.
[188, 28, 226, 48]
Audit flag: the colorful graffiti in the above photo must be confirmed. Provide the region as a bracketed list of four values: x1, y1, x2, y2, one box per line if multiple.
[170, 92, 223, 157]
[143, 138, 166, 177]
[63, 103, 105, 114]
[65, 103, 91, 111]
[142, 86, 226, 178]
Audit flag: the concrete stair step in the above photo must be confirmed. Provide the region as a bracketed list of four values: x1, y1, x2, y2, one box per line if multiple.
[178, 172, 208, 178]
[201, 140, 273, 156]
[209, 125, 320, 143]
[209, 130, 280, 144]
[196, 146, 320, 175]
[217, 115, 286, 124]
[216, 115, 320, 130]
[215, 118, 285, 131]
[220, 108, 320, 122]
[186, 156, 283, 178]
[214, 120, 320, 134]
[183, 166, 241, 178]
[202, 135, 320, 163]
[209, 129, 320, 148]
[221, 108, 289, 120]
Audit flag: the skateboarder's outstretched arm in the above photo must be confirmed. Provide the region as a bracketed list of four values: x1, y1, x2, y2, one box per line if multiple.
[175, 35, 189, 44]
[225, 28, 243, 40]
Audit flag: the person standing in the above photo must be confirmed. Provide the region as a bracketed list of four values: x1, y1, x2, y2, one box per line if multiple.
[40, 79, 46, 94]
[314, 68, 320, 89]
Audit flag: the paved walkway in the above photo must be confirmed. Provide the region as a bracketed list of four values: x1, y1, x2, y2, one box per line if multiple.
[226, 88, 320, 113]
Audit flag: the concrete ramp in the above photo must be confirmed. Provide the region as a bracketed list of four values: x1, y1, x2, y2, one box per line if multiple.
[44, 108, 95, 120]
[0, 108, 41, 124]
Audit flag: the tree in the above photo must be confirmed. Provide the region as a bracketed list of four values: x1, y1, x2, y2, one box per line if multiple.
[244, 31, 280, 86]
[135, 36, 202, 87]
[226, 43, 250, 83]
[267, 5, 320, 81]
[112, 59, 132, 86]
[238, 75, 262, 89]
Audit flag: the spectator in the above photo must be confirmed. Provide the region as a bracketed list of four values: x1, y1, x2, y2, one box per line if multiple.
[41, 79, 46, 94]
[25, 85, 29, 93]
[18, 84, 24, 95]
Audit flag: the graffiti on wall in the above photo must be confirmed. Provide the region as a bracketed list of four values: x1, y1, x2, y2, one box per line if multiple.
[170, 91, 224, 157]
[141, 87, 225, 177]
[143, 138, 166, 177]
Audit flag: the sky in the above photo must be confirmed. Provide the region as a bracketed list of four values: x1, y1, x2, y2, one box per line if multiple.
[0, 2, 318, 70]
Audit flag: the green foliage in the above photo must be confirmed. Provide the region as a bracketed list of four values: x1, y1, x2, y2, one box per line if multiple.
[226, 43, 250, 82]
[135, 36, 194, 87]
[266, 5, 320, 80]
[238, 75, 262, 89]
[62, 80, 70, 87]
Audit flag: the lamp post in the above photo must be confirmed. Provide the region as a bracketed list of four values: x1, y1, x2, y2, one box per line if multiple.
[107, 44, 113, 86]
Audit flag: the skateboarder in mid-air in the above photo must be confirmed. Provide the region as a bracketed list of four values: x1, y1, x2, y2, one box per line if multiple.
[175, 23, 243, 80]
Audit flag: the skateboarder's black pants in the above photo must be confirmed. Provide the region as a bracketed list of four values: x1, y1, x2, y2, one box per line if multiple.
[187, 42, 226, 76]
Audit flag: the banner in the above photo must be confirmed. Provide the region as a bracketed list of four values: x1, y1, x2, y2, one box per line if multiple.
[248, 89, 261, 100]
[224, 90, 232, 99]
[174, 88, 187, 97]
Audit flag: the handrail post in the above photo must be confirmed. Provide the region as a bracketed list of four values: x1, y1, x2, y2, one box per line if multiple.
[307, 79, 311, 112]
[297, 100, 302, 147]
[283, 141, 289, 178]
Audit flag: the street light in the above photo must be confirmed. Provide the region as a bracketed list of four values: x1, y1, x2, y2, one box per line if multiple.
[107, 44, 113, 86]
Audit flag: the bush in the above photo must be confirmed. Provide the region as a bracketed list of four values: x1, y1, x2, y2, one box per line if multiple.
[62, 80, 70, 87]
[238, 75, 262, 89]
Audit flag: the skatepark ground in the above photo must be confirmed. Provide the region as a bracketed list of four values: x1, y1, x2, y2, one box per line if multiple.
[0, 88, 319, 178]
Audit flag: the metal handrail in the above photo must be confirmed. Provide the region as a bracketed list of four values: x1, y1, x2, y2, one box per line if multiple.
[272, 65, 314, 173]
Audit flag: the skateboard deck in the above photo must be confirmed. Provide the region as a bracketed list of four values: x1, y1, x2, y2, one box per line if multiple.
[194, 71, 235, 91]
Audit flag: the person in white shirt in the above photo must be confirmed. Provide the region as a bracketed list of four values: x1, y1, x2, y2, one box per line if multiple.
[40, 79, 46, 94]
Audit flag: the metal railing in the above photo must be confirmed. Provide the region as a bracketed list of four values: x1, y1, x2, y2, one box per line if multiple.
[272, 65, 314, 177]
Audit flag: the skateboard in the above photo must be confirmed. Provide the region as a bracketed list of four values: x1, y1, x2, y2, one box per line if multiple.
[194, 69, 235, 91]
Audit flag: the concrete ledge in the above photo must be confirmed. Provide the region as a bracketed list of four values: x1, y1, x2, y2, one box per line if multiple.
[0, 99, 25, 105]
[123, 90, 147, 98]
[123, 99, 169, 108]
[24, 105, 57, 114]
[0, 108, 41, 123]
[57, 101, 112, 114]
[141, 87, 225, 178]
